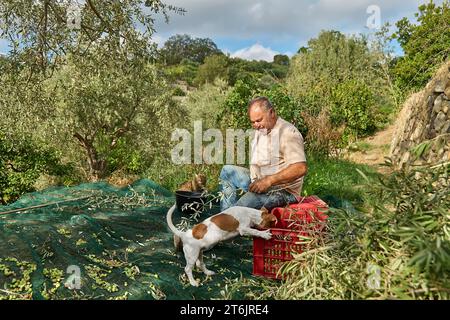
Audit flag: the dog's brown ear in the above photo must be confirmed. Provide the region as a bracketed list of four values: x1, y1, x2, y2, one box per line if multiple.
[261, 206, 269, 214]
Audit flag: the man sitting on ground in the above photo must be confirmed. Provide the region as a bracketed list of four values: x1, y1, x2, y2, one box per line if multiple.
[219, 96, 307, 211]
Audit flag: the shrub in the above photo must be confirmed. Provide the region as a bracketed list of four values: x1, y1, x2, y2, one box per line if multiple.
[330, 79, 377, 139]
[0, 133, 71, 204]
[264, 162, 450, 299]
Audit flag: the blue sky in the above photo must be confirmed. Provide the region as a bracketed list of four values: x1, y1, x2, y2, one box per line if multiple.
[0, 0, 444, 60]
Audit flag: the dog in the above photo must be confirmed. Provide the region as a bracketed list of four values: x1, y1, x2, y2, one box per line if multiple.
[167, 204, 277, 286]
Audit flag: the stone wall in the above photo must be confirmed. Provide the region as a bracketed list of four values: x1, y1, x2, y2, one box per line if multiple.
[390, 61, 450, 168]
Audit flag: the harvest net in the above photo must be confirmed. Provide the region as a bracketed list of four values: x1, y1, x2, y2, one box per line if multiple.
[0, 179, 259, 300]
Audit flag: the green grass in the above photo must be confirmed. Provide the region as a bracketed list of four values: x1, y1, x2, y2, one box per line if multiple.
[144, 155, 380, 207]
[302, 155, 379, 203]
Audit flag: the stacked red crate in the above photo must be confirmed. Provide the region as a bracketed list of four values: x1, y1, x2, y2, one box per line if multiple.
[253, 196, 329, 279]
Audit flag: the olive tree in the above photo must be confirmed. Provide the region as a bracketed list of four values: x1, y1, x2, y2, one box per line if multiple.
[41, 49, 188, 180]
[0, 0, 184, 73]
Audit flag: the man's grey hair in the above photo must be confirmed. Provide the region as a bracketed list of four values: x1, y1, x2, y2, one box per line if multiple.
[248, 96, 274, 112]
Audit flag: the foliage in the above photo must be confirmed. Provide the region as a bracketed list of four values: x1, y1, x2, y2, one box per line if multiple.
[228, 57, 289, 86]
[273, 54, 290, 66]
[172, 86, 186, 97]
[217, 79, 259, 129]
[301, 109, 345, 157]
[392, 1, 450, 90]
[284, 30, 396, 152]
[217, 79, 306, 140]
[259, 84, 306, 135]
[183, 78, 231, 129]
[41, 50, 187, 180]
[0, 133, 71, 204]
[0, 0, 184, 73]
[163, 59, 199, 86]
[268, 162, 449, 299]
[159, 34, 222, 65]
[194, 54, 229, 86]
[286, 30, 391, 116]
[330, 79, 377, 138]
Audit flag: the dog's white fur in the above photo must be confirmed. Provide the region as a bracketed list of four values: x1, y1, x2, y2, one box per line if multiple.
[166, 204, 276, 286]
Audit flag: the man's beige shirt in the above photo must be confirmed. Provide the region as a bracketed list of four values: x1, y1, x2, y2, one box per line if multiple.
[250, 117, 306, 197]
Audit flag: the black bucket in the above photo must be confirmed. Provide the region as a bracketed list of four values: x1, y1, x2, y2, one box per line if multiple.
[175, 191, 207, 215]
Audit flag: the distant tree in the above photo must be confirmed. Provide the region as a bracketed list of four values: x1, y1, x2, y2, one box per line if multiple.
[163, 59, 199, 85]
[273, 54, 289, 66]
[159, 34, 223, 65]
[297, 46, 309, 54]
[183, 78, 230, 129]
[392, 1, 450, 90]
[287, 30, 390, 115]
[227, 57, 288, 86]
[194, 54, 229, 85]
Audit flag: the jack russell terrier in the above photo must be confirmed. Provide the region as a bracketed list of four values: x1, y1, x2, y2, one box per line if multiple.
[166, 204, 277, 287]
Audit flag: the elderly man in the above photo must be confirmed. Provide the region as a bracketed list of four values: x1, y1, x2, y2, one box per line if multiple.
[219, 96, 308, 211]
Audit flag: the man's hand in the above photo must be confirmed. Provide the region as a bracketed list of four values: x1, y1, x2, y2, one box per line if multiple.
[249, 177, 273, 194]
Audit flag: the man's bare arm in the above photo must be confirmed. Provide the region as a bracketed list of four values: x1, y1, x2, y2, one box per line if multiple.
[249, 162, 307, 193]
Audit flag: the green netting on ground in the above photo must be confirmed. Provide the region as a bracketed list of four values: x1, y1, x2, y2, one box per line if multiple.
[0, 179, 262, 300]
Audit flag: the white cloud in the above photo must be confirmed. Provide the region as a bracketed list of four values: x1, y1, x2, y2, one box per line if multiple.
[231, 43, 279, 62]
[153, 0, 446, 55]
[150, 34, 166, 48]
[156, 0, 433, 38]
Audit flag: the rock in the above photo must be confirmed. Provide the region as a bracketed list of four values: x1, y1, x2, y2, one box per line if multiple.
[443, 122, 450, 134]
[400, 152, 410, 165]
[434, 81, 445, 93]
[433, 95, 443, 114]
[445, 87, 450, 99]
[433, 112, 447, 131]
[411, 125, 423, 141]
[442, 100, 449, 114]
[429, 129, 437, 139]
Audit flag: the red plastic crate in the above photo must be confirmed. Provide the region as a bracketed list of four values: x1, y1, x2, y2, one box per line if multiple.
[253, 196, 329, 279]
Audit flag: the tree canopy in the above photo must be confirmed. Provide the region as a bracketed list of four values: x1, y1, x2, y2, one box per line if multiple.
[392, 1, 450, 90]
[159, 34, 223, 65]
[0, 0, 184, 72]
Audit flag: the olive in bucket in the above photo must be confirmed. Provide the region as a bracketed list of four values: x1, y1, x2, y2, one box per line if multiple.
[175, 191, 207, 215]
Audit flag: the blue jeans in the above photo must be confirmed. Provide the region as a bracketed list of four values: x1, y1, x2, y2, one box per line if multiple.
[219, 165, 298, 211]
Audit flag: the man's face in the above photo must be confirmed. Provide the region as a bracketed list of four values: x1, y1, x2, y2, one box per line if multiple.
[248, 105, 276, 134]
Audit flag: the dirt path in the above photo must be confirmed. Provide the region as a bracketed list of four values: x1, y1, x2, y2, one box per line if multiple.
[343, 124, 396, 173]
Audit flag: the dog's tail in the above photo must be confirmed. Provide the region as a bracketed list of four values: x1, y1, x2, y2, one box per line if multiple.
[166, 204, 185, 238]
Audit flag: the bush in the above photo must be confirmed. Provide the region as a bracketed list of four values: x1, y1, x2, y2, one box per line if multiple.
[0, 133, 71, 204]
[264, 162, 449, 299]
[260, 84, 307, 136]
[286, 30, 394, 123]
[194, 54, 229, 86]
[183, 78, 230, 129]
[218, 79, 258, 129]
[330, 79, 377, 139]
[218, 79, 306, 133]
